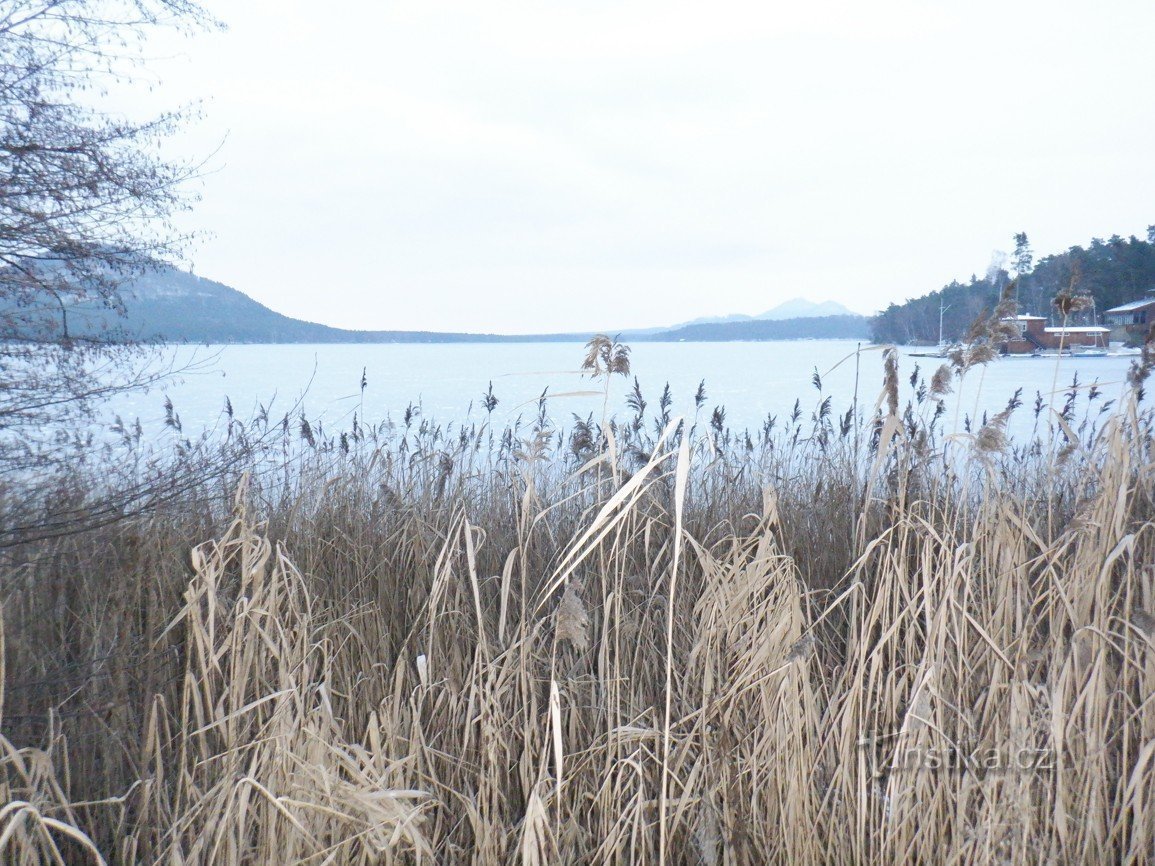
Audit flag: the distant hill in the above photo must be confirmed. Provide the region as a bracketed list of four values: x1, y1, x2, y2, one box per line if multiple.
[761, 298, 857, 320]
[98, 268, 364, 343]
[645, 315, 869, 342]
[28, 266, 584, 344]
[6, 263, 869, 344]
[675, 297, 856, 328]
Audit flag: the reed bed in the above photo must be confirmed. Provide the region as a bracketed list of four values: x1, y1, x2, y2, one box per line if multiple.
[1, 343, 1153, 864]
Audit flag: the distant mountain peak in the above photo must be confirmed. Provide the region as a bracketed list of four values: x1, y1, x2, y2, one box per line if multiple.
[758, 298, 855, 319]
[673, 298, 855, 329]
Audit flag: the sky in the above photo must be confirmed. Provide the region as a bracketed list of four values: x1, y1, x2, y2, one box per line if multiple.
[135, 0, 1155, 334]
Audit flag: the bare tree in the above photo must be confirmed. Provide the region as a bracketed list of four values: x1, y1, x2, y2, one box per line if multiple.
[0, 0, 218, 473]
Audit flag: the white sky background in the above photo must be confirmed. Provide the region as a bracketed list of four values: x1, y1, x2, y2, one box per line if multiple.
[139, 0, 1155, 334]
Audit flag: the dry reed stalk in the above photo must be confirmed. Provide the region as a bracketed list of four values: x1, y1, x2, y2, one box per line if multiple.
[0, 608, 106, 865]
[128, 501, 433, 864]
[1, 364, 1154, 864]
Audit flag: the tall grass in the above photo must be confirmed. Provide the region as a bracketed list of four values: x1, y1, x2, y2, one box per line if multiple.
[0, 343, 1153, 864]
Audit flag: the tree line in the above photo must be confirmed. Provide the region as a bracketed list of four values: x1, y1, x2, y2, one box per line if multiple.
[871, 229, 1155, 344]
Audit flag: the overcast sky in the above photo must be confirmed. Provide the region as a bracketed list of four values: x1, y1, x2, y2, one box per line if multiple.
[143, 0, 1155, 334]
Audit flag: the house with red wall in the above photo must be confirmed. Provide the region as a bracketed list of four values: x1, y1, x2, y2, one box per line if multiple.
[1000, 315, 1110, 354]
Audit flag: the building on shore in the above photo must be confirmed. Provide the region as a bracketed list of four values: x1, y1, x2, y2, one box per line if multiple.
[1104, 291, 1155, 344]
[1000, 315, 1110, 354]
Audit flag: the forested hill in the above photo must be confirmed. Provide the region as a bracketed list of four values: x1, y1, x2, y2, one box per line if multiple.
[871, 229, 1155, 344]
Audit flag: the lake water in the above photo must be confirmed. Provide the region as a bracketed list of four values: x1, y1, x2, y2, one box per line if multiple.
[109, 340, 1142, 446]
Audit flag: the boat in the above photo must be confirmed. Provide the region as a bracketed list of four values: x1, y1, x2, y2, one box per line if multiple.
[908, 344, 954, 358]
[908, 298, 955, 357]
[1072, 345, 1110, 358]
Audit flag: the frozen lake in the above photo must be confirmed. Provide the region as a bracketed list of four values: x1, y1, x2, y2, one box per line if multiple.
[108, 339, 1142, 446]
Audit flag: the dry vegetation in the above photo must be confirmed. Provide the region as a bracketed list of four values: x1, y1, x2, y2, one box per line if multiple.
[1, 340, 1154, 864]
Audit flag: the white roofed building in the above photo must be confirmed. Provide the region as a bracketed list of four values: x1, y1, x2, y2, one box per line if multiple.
[1104, 291, 1155, 342]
